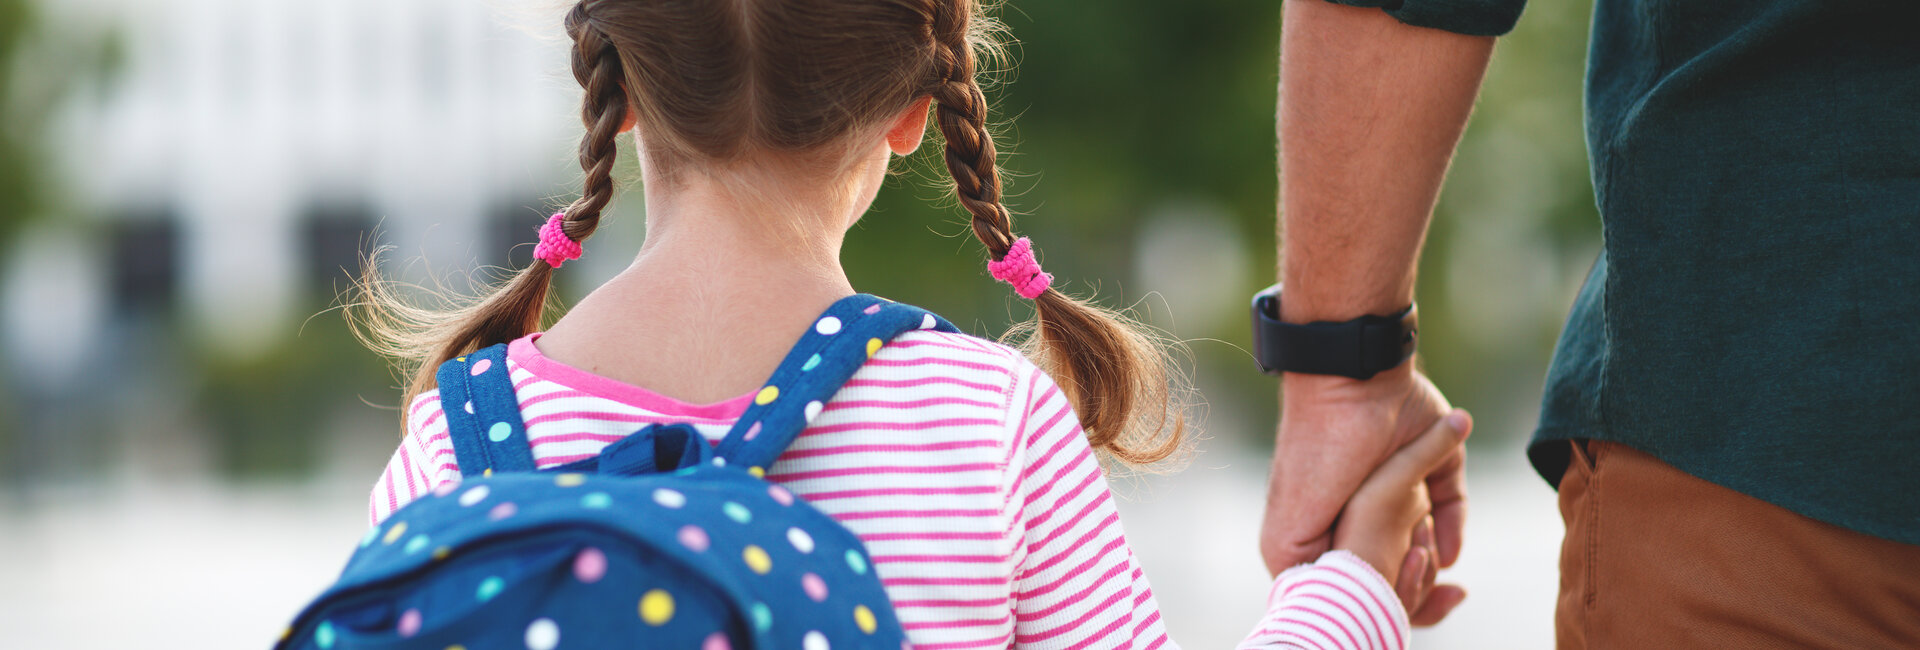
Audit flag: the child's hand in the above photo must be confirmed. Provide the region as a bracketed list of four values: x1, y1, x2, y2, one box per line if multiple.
[1331, 409, 1471, 622]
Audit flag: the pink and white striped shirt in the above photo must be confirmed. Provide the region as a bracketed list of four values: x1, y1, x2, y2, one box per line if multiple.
[370, 332, 1409, 650]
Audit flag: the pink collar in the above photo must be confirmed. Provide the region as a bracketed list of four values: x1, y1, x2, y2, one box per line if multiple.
[508, 333, 755, 420]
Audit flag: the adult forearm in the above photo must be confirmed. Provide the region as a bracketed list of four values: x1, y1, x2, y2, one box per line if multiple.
[1278, 0, 1494, 325]
[1261, 2, 1493, 607]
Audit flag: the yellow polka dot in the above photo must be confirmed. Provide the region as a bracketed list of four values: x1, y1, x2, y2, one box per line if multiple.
[482, 468, 493, 478]
[639, 589, 675, 626]
[554, 473, 586, 487]
[755, 386, 780, 405]
[432, 546, 451, 561]
[279, 627, 292, 641]
[748, 466, 765, 478]
[383, 521, 408, 544]
[854, 605, 877, 634]
[743, 545, 772, 574]
[866, 338, 882, 357]
[455, 356, 466, 362]
[446, 646, 467, 650]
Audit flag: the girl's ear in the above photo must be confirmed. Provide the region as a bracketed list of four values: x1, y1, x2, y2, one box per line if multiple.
[886, 96, 933, 156]
[622, 107, 638, 133]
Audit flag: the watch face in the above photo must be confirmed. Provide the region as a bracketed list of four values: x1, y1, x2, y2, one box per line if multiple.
[1251, 285, 1285, 376]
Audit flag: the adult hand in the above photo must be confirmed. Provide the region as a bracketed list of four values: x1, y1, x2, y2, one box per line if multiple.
[1259, 364, 1470, 625]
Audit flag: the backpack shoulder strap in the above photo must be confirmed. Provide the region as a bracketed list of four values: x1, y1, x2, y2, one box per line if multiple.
[434, 343, 538, 477]
[712, 294, 959, 471]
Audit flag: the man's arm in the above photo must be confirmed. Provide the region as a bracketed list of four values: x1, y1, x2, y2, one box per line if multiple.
[1262, 0, 1497, 625]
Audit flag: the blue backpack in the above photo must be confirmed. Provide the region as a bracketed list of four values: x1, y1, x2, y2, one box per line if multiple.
[278, 294, 959, 650]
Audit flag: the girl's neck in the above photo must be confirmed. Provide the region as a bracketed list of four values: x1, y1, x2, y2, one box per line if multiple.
[634, 168, 857, 293]
[535, 151, 884, 404]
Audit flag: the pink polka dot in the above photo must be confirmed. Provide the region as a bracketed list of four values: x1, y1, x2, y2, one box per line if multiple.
[432, 481, 459, 497]
[801, 573, 828, 602]
[743, 422, 762, 441]
[573, 547, 607, 583]
[397, 608, 422, 638]
[768, 485, 794, 506]
[469, 358, 493, 376]
[678, 525, 710, 552]
[863, 304, 882, 315]
[489, 502, 517, 521]
[703, 632, 732, 650]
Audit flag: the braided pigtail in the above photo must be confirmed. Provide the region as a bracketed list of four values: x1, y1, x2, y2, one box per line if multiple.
[556, 3, 625, 248]
[349, 1, 632, 424]
[928, 0, 1186, 466]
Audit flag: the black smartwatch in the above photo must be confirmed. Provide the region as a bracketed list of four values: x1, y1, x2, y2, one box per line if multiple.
[1250, 284, 1417, 380]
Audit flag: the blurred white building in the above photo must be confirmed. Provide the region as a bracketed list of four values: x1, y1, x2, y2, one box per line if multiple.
[8, 0, 581, 364]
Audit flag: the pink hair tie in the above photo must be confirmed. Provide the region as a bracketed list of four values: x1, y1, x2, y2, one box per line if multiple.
[532, 213, 583, 268]
[988, 237, 1053, 299]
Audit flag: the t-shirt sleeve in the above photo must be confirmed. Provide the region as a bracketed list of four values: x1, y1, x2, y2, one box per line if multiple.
[1237, 550, 1411, 650]
[1322, 0, 1526, 37]
[1009, 364, 1173, 648]
[367, 390, 461, 525]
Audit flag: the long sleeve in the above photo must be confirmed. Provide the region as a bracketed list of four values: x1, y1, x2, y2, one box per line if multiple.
[1237, 550, 1410, 650]
[1323, 0, 1526, 37]
[367, 389, 460, 525]
[1009, 365, 1172, 649]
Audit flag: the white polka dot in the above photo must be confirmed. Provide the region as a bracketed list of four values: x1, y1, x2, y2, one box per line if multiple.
[459, 485, 490, 507]
[815, 316, 842, 335]
[714, 457, 727, 467]
[653, 488, 686, 509]
[787, 527, 815, 554]
[804, 401, 824, 422]
[525, 618, 560, 650]
[920, 313, 937, 329]
[463, 400, 475, 414]
[803, 630, 830, 650]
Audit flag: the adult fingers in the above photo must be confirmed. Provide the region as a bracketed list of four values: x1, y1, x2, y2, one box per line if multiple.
[1393, 516, 1436, 612]
[1262, 523, 1335, 577]
[1262, 444, 1369, 573]
[1430, 481, 1467, 568]
[1424, 411, 1470, 567]
[1393, 545, 1429, 611]
[1410, 584, 1467, 627]
[1418, 515, 1439, 604]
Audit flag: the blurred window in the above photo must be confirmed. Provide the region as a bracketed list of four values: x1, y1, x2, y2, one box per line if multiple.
[302, 203, 376, 297]
[493, 204, 550, 270]
[108, 216, 180, 317]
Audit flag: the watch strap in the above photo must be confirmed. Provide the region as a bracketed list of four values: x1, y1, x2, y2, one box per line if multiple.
[1252, 285, 1417, 380]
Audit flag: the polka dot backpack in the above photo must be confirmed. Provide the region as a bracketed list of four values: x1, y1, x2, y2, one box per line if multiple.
[278, 294, 957, 650]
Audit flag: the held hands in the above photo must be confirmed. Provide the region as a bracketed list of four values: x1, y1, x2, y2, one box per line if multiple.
[1333, 406, 1471, 622]
[1260, 366, 1470, 625]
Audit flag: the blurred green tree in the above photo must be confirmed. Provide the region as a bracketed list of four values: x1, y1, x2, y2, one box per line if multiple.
[849, 0, 1602, 448]
[0, 0, 39, 252]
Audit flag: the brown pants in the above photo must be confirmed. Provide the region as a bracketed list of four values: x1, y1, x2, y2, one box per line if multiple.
[1556, 440, 1920, 649]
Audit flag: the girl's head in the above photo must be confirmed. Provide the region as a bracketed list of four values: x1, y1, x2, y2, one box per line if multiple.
[356, 0, 1185, 466]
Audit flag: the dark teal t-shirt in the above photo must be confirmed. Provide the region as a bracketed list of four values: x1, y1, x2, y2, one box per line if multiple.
[1339, 0, 1920, 544]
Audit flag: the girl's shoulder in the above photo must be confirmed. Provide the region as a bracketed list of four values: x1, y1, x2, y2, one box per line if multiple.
[858, 328, 1047, 400]
[878, 328, 1028, 368]
[404, 386, 448, 438]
